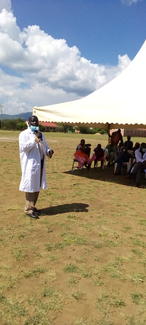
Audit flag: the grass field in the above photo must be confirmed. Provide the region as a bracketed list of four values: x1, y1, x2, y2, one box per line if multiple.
[0, 130, 146, 325]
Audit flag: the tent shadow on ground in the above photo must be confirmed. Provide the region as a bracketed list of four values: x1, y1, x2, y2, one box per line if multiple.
[64, 167, 146, 188]
[40, 203, 89, 216]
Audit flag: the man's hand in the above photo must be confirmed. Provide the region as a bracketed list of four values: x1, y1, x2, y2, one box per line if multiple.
[48, 149, 54, 158]
[35, 136, 40, 143]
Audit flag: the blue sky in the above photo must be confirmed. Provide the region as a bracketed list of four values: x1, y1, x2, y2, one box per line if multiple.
[12, 0, 146, 64]
[0, 0, 145, 114]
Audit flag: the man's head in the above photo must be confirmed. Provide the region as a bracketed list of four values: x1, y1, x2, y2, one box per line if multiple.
[28, 115, 39, 133]
[140, 142, 146, 153]
[134, 142, 140, 150]
[80, 139, 85, 146]
[28, 115, 39, 126]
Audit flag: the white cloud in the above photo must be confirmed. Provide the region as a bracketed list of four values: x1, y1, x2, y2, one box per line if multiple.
[121, 0, 143, 5]
[0, 8, 21, 41]
[0, 8, 131, 114]
[0, 0, 11, 11]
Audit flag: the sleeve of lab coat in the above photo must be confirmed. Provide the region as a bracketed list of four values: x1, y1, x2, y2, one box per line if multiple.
[19, 131, 36, 153]
[41, 134, 52, 155]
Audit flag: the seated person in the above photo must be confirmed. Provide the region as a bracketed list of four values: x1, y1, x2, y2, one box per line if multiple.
[106, 129, 123, 166]
[130, 142, 146, 187]
[124, 136, 133, 150]
[89, 144, 105, 168]
[114, 146, 131, 175]
[133, 142, 140, 152]
[104, 139, 117, 167]
[74, 139, 91, 168]
[127, 142, 140, 175]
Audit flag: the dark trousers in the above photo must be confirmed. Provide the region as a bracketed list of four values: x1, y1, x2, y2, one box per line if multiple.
[25, 192, 39, 212]
[131, 161, 146, 186]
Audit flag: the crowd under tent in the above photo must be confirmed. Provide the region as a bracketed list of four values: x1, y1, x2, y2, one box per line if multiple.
[33, 40, 146, 132]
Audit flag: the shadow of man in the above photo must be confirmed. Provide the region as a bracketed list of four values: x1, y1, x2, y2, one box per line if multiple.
[39, 203, 89, 216]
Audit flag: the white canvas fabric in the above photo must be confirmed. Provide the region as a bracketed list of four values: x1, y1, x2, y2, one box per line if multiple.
[33, 41, 146, 128]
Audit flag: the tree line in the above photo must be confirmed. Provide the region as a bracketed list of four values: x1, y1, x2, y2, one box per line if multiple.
[0, 118, 106, 134]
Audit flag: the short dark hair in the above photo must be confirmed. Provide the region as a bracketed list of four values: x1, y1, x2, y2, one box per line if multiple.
[28, 115, 39, 125]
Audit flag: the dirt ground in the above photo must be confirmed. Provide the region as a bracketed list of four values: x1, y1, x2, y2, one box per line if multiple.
[0, 130, 146, 325]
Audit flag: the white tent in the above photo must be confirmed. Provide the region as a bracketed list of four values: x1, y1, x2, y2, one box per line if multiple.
[33, 41, 146, 129]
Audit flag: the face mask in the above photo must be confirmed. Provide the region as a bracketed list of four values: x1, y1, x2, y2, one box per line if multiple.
[30, 125, 39, 133]
[142, 148, 146, 153]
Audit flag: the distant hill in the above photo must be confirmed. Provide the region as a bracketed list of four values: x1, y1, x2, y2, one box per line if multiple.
[0, 112, 32, 120]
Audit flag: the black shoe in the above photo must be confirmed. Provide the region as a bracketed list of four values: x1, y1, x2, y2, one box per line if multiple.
[26, 211, 39, 219]
[86, 163, 91, 169]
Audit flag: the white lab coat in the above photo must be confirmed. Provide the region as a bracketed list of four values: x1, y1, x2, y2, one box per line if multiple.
[19, 127, 51, 192]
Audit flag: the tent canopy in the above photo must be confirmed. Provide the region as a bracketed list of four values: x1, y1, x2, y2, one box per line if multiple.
[33, 41, 146, 129]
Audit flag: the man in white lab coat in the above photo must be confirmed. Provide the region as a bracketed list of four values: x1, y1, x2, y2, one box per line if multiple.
[19, 115, 54, 218]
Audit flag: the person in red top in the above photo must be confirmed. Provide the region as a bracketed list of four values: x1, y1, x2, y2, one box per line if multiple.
[110, 129, 123, 146]
[106, 129, 123, 165]
[74, 139, 91, 168]
[89, 144, 105, 168]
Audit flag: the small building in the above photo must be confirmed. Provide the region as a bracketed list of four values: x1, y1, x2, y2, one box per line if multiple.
[124, 129, 146, 137]
[110, 128, 146, 138]
[39, 121, 57, 132]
